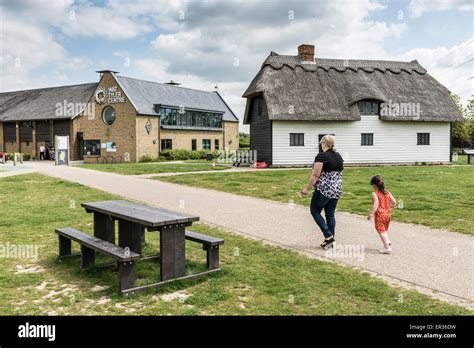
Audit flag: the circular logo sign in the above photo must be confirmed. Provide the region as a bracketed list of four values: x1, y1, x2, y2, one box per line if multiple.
[95, 87, 107, 104]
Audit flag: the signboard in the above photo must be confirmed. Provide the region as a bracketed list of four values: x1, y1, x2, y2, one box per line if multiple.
[95, 86, 126, 104]
[106, 141, 117, 152]
[55, 135, 69, 165]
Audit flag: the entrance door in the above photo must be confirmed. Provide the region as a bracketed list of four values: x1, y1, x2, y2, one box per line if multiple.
[77, 132, 84, 160]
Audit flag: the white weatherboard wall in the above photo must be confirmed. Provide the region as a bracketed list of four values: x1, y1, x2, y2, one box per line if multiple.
[272, 117, 451, 165]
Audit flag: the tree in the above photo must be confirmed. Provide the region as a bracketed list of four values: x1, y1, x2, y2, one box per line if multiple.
[239, 132, 250, 148]
[451, 94, 473, 149]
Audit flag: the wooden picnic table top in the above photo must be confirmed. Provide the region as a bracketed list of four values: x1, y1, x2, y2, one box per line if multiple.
[81, 200, 199, 227]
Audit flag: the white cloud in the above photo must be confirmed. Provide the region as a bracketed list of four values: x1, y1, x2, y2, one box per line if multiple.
[61, 4, 152, 40]
[409, 0, 474, 17]
[0, 18, 69, 91]
[144, 0, 406, 123]
[394, 39, 474, 102]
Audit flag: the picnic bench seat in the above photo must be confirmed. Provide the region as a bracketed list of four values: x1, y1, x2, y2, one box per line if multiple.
[55, 227, 140, 293]
[185, 230, 224, 270]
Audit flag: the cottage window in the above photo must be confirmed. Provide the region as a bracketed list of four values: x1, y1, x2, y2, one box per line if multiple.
[161, 139, 172, 150]
[214, 139, 219, 150]
[417, 133, 430, 145]
[290, 133, 304, 146]
[202, 139, 211, 150]
[361, 133, 374, 146]
[256, 98, 263, 117]
[102, 106, 116, 125]
[358, 100, 379, 115]
[84, 140, 101, 156]
[192, 139, 197, 151]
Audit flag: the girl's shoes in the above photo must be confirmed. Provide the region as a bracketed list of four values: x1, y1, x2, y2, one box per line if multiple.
[320, 237, 335, 249]
[379, 247, 392, 254]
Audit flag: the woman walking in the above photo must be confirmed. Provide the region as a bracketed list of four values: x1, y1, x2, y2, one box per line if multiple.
[301, 135, 344, 249]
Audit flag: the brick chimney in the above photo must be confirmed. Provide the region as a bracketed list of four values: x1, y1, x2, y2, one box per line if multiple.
[298, 44, 314, 62]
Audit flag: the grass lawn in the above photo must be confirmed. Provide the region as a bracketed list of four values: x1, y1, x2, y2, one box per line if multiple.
[453, 154, 470, 165]
[0, 173, 470, 315]
[158, 165, 474, 235]
[77, 160, 230, 175]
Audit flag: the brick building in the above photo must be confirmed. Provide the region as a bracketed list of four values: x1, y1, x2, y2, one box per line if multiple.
[0, 71, 239, 162]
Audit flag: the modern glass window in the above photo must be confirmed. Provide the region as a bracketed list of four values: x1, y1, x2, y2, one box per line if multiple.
[417, 133, 430, 145]
[84, 140, 101, 156]
[160, 107, 223, 129]
[161, 139, 172, 150]
[102, 106, 116, 125]
[290, 133, 304, 146]
[214, 139, 219, 150]
[202, 139, 211, 150]
[358, 100, 379, 115]
[361, 133, 374, 146]
[191, 139, 197, 151]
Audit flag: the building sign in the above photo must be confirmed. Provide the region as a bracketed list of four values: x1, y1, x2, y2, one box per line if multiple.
[95, 86, 126, 104]
[145, 118, 152, 134]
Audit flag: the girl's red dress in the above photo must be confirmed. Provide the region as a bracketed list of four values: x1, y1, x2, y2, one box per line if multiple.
[374, 190, 391, 233]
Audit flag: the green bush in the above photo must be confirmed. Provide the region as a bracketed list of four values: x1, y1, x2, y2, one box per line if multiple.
[160, 149, 218, 161]
[139, 155, 154, 163]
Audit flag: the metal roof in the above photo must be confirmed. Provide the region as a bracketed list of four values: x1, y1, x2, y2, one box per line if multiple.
[0, 83, 98, 122]
[116, 75, 238, 122]
[0, 74, 239, 123]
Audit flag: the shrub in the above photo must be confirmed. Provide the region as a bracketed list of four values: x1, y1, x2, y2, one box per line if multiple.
[160, 149, 218, 161]
[139, 155, 154, 163]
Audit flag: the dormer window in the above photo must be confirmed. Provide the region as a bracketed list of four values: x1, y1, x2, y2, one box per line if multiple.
[358, 100, 379, 115]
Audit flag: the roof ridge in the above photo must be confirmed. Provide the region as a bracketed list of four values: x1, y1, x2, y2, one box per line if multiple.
[0, 82, 98, 95]
[117, 75, 217, 95]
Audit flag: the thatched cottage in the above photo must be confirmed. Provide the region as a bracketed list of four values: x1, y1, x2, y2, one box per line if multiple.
[242, 44, 463, 165]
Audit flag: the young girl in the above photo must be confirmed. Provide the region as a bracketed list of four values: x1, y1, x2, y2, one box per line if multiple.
[368, 175, 397, 254]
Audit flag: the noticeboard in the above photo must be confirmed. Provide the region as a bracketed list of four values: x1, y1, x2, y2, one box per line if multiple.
[55, 135, 69, 165]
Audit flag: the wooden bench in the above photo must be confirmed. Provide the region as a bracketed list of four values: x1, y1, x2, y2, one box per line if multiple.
[55, 227, 140, 294]
[185, 230, 224, 270]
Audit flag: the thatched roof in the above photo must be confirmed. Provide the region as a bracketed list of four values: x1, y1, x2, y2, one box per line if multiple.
[243, 52, 463, 123]
[0, 83, 98, 122]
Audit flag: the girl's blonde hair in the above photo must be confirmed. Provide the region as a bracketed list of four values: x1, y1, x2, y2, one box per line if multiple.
[320, 134, 336, 151]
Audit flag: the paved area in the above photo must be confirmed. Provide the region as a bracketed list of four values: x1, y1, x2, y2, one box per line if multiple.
[6, 161, 474, 306]
[0, 162, 37, 177]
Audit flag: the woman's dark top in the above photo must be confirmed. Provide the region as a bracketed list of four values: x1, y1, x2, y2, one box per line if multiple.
[314, 150, 344, 199]
[314, 151, 344, 172]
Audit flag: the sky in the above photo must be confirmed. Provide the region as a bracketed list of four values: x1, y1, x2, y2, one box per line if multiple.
[0, 0, 473, 131]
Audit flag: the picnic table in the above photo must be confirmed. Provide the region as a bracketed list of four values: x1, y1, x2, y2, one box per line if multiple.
[463, 149, 474, 164]
[82, 200, 199, 281]
[56, 200, 223, 296]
